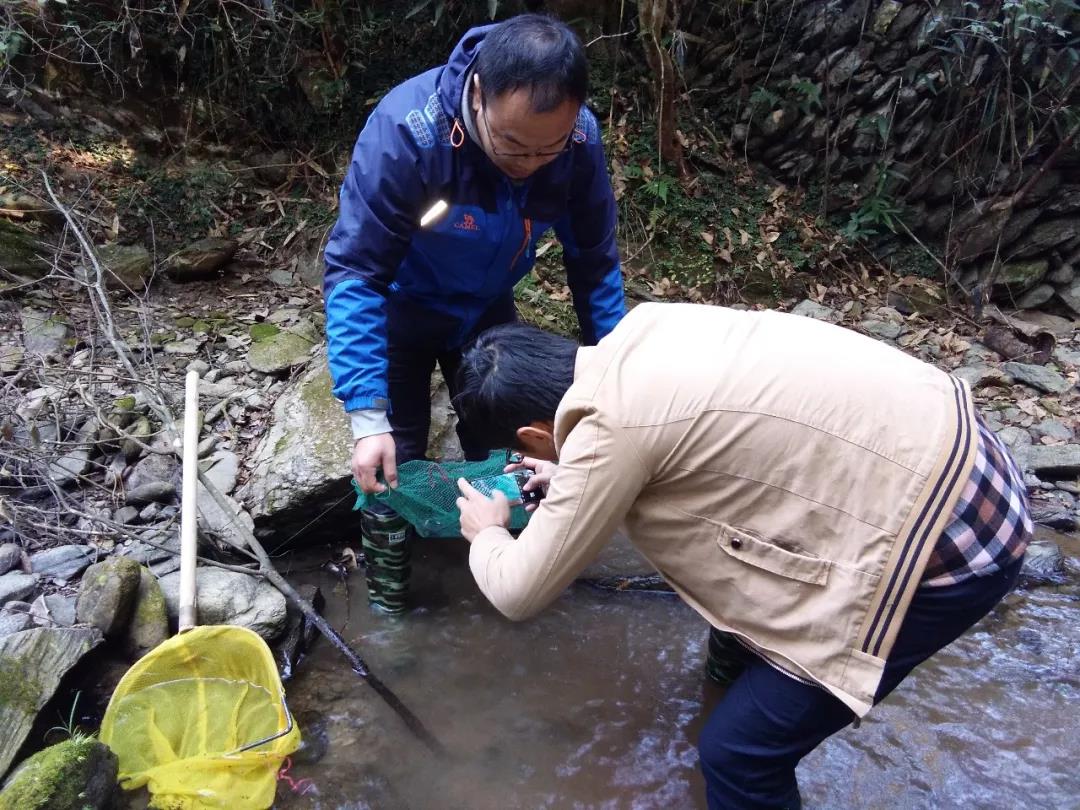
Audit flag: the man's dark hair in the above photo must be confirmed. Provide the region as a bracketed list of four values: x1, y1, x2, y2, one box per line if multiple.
[454, 322, 579, 449]
[475, 14, 588, 112]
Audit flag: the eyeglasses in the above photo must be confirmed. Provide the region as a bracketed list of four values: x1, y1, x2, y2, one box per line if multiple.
[506, 449, 524, 465]
[479, 103, 575, 159]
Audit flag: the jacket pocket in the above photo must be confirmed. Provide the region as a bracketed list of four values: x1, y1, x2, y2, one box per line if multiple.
[715, 524, 831, 586]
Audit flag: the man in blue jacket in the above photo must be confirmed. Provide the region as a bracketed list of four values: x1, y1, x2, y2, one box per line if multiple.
[324, 14, 627, 506]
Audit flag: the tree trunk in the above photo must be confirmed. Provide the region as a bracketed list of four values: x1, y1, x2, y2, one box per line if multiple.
[638, 0, 684, 172]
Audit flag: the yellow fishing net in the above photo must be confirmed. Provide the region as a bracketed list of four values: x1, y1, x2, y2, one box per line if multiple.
[99, 625, 301, 810]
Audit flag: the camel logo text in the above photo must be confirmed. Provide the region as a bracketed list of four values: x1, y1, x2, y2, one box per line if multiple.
[454, 213, 481, 232]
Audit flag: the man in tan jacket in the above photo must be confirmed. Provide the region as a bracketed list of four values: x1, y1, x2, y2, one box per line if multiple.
[453, 302, 1031, 809]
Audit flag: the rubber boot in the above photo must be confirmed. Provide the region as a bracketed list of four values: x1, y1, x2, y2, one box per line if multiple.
[705, 627, 748, 687]
[359, 502, 413, 614]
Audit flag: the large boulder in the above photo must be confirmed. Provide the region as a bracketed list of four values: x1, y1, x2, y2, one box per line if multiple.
[241, 353, 464, 540]
[124, 567, 168, 659]
[0, 737, 118, 809]
[75, 557, 142, 638]
[158, 567, 287, 641]
[0, 627, 104, 776]
[239, 355, 355, 539]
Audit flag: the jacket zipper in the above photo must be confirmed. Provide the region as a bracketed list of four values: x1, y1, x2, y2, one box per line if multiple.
[510, 217, 532, 271]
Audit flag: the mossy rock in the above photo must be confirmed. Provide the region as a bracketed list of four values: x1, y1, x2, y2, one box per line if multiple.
[0, 737, 118, 810]
[75, 557, 142, 638]
[163, 237, 238, 280]
[98, 243, 153, 292]
[247, 319, 319, 374]
[0, 219, 49, 279]
[124, 566, 168, 660]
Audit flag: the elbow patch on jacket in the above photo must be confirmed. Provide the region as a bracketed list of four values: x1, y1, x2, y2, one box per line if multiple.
[406, 93, 454, 150]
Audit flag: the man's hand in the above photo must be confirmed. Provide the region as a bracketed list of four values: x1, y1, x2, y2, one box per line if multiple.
[456, 478, 511, 542]
[352, 433, 398, 494]
[504, 457, 557, 512]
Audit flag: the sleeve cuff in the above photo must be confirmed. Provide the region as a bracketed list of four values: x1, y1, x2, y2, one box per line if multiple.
[349, 408, 392, 441]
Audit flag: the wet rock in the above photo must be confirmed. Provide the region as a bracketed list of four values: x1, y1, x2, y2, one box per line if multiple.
[98, 243, 153, 292]
[0, 219, 49, 278]
[29, 594, 76, 627]
[29, 546, 94, 584]
[125, 451, 178, 491]
[0, 545, 21, 577]
[21, 309, 68, 357]
[0, 626, 104, 776]
[1030, 506, 1077, 533]
[159, 567, 287, 641]
[163, 237, 238, 280]
[860, 319, 902, 341]
[1012, 444, 1080, 478]
[1018, 539, 1067, 587]
[75, 557, 142, 638]
[124, 566, 168, 659]
[0, 572, 38, 607]
[275, 584, 323, 681]
[246, 319, 319, 374]
[0, 736, 118, 810]
[791, 299, 839, 321]
[125, 481, 176, 506]
[1001, 362, 1072, 395]
[137, 502, 159, 523]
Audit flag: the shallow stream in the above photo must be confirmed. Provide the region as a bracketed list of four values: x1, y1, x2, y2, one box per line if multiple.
[274, 530, 1079, 810]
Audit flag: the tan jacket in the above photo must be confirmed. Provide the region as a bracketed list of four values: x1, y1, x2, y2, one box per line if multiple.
[470, 303, 977, 715]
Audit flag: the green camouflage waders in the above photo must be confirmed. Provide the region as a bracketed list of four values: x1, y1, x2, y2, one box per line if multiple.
[359, 502, 413, 614]
[706, 627, 748, 687]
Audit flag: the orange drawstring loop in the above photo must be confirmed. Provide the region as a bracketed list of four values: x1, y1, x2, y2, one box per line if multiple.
[450, 118, 465, 148]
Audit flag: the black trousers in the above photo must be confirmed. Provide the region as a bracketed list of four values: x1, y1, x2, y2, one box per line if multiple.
[385, 293, 517, 463]
[699, 555, 1024, 809]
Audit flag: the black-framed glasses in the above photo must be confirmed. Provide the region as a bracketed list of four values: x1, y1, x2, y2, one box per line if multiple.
[479, 103, 576, 158]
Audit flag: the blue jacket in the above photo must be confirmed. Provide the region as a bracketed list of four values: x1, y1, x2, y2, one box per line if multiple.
[323, 25, 626, 413]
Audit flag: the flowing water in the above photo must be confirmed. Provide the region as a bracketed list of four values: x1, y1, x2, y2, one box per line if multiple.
[274, 530, 1080, 810]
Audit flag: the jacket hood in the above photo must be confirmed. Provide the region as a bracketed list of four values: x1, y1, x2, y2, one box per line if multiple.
[437, 24, 496, 117]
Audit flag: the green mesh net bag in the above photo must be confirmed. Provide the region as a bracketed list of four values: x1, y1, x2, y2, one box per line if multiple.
[353, 451, 533, 538]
